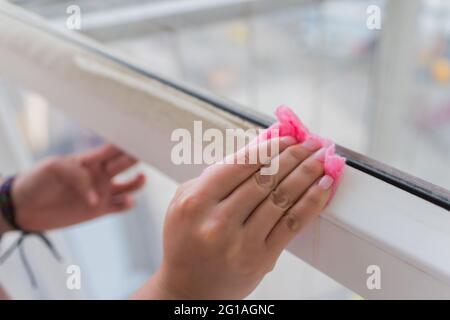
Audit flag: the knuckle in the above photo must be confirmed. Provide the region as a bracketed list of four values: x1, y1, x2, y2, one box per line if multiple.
[284, 213, 302, 232]
[269, 187, 291, 209]
[286, 145, 305, 161]
[304, 191, 323, 208]
[175, 192, 203, 213]
[300, 161, 321, 177]
[253, 170, 277, 190]
[197, 227, 217, 246]
[198, 217, 227, 244]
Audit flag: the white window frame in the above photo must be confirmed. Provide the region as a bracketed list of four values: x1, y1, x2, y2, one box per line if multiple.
[0, 2, 449, 299]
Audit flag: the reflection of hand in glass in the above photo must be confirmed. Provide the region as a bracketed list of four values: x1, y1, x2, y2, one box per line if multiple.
[9, 144, 146, 232]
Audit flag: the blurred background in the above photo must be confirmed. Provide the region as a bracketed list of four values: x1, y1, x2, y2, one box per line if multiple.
[0, 0, 449, 299]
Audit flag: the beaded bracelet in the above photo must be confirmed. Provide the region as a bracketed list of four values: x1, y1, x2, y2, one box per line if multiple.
[0, 177, 20, 231]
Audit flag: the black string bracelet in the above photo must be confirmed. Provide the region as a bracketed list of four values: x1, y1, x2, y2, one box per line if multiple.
[0, 176, 62, 288]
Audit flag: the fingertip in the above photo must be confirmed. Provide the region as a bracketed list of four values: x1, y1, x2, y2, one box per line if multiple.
[113, 194, 134, 207]
[131, 173, 147, 190]
[87, 190, 99, 206]
[137, 173, 147, 184]
[126, 197, 135, 208]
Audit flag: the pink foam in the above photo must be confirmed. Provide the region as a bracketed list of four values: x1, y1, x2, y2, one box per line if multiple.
[261, 105, 346, 196]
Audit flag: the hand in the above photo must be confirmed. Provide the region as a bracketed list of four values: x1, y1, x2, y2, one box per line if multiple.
[11, 144, 146, 232]
[133, 136, 334, 299]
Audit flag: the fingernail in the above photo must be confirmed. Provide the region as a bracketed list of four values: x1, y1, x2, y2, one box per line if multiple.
[319, 175, 334, 190]
[301, 138, 321, 151]
[313, 148, 326, 162]
[281, 136, 297, 145]
[87, 190, 98, 205]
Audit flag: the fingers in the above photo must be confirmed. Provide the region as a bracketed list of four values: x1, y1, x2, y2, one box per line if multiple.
[219, 138, 322, 224]
[108, 194, 134, 212]
[112, 173, 146, 195]
[82, 144, 122, 164]
[105, 154, 139, 177]
[81, 144, 139, 178]
[197, 136, 297, 200]
[245, 148, 326, 239]
[266, 175, 333, 253]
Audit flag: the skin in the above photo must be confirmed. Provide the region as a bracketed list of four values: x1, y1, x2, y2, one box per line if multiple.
[133, 136, 334, 300]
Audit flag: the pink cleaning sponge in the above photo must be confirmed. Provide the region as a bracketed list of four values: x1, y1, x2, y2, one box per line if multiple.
[261, 105, 346, 195]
